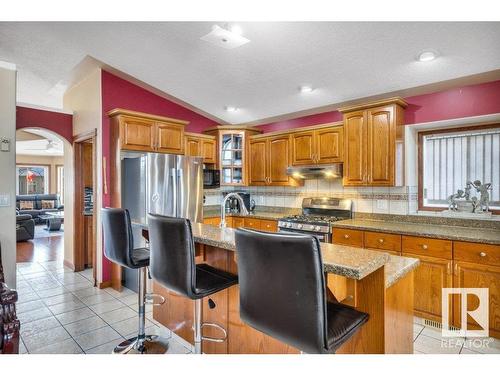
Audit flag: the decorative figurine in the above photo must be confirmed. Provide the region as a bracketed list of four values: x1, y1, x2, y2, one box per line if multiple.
[471, 196, 479, 213]
[472, 180, 492, 212]
[464, 181, 473, 201]
[447, 189, 464, 211]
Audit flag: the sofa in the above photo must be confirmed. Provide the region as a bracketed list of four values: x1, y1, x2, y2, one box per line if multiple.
[16, 194, 64, 224]
[0, 243, 20, 354]
[16, 214, 35, 242]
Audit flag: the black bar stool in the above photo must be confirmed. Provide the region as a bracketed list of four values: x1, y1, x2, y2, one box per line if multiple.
[101, 208, 168, 354]
[234, 228, 369, 354]
[147, 214, 238, 354]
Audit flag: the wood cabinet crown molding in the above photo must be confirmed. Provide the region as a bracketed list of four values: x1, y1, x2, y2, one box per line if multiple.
[184, 131, 216, 140]
[338, 97, 408, 113]
[249, 121, 343, 139]
[203, 124, 262, 134]
[107, 108, 190, 126]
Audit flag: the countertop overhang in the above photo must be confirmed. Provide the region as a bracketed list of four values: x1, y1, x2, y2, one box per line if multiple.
[135, 221, 420, 287]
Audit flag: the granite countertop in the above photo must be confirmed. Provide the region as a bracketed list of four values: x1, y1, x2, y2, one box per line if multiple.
[333, 219, 500, 245]
[135, 220, 420, 285]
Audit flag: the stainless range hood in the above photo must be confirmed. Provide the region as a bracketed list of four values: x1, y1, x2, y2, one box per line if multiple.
[286, 164, 342, 180]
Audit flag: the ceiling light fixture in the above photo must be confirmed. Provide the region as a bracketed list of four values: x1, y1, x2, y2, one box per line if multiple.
[299, 85, 314, 93]
[200, 25, 250, 49]
[417, 50, 437, 62]
[225, 106, 238, 112]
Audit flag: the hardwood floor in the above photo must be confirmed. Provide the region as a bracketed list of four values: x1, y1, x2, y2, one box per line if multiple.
[16, 234, 64, 263]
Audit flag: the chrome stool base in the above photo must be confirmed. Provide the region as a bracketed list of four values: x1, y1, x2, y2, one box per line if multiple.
[113, 335, 169, 354]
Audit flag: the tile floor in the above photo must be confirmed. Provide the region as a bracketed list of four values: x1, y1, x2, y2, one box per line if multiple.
[16, 260, 500, 354]
[16, 261, 192, 354]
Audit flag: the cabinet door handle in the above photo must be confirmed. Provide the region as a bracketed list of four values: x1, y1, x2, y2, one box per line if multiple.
[479, 252, 487, 257]
[344, 234, 350, 239]
[378, 238, 384, 244]
[422, 244, 428, 250]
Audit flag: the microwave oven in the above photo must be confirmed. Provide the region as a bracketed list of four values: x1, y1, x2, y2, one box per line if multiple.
[203, 169, 220, 189]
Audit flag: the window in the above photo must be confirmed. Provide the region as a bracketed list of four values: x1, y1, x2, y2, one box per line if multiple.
[419, 125, 500, 211]
[56, 165, 64, 204]
[16, 165, 49, 195]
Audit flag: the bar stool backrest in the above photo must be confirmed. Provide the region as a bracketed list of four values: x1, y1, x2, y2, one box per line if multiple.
[235, 228, 328, 354]
[147, 214, 197, 299]
[101, 208, 136, 269]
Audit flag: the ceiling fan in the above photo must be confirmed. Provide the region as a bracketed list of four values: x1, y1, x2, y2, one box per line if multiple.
[29, 139, 60, 153]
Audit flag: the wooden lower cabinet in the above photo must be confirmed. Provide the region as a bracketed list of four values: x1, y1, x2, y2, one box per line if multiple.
[402, 253, 452, 323]
[203, 217, 221, 226]
[332, 228, 364, 247]
[453, 261, 500, 338]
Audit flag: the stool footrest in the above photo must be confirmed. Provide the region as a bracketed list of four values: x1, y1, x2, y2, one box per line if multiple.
[145, 293, 165, 306]
[201, 322, 227, 343]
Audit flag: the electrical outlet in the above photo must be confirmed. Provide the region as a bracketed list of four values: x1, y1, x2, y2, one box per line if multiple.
[376, 200, 388, 210]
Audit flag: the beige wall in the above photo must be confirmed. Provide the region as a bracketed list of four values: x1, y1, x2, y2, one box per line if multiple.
[16, 154, 64, 195]
[63, 68, 102, 279]
[0, 64, 17, 288]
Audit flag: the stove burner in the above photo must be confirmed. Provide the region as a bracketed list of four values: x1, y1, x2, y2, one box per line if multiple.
[280, 215, 344, 225]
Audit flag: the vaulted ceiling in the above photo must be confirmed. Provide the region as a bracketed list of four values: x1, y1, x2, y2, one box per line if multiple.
[1, 22, 500, 124]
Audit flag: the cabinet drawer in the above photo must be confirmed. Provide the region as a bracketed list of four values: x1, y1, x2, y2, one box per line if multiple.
[260, 219, 278, 232]
[203, 217, 221, 226]
[454, 241, 500, 267]
[402, 235, 452, 259]
[232, 217, 245, 229]
[332, 228, 364, 247]
[244, 218, 261, 229]
[364, 231, 401, 252]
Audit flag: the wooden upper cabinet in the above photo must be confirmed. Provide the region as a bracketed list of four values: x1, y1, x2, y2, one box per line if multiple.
[248, 138, 268, 185]
[109, 109, 188, 154]
[248, 135, 300, 187]
[315, 127, 343, 164]
[185, 133, 217, 163]
[291, 130, 315, 165]
[339, 97, 406, 186]
[268, 135, 293, 185]
[291, 125, 343, 166]
[120, 116, 156, 151]
[343, 111, 367, 185]
[367, 106, 394, 185]
[156, 121, 184, 154]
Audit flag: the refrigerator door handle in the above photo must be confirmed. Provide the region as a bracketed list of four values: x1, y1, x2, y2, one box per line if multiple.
[177, 168, 184, 218]
[171, 167, 178, 217]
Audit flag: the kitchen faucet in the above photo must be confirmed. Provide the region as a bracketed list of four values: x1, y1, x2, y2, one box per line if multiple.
[220, 192, 249, 228]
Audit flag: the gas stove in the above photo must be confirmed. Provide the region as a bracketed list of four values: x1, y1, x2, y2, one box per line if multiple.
[277, 197, 352, 242]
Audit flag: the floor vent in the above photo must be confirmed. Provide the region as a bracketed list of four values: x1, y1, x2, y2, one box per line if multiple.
[423, 319, 460, 331]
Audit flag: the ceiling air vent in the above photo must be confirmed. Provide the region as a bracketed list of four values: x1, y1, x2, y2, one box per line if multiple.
[200, 25, 250, 49]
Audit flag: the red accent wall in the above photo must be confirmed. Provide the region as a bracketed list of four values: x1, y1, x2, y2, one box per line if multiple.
[258, 80, 500, 132]
[100, 70, 219, 280]
[16, 106, 73, 143]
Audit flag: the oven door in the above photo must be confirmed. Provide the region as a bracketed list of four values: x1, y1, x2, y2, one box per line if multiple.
[278, 228, 330, 243]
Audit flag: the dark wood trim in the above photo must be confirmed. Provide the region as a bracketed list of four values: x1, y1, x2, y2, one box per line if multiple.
[109, 116, 123, 291]
[73, 129, 97, 143]
[417, 123, 500, 214]
[73, 129, 98, 274]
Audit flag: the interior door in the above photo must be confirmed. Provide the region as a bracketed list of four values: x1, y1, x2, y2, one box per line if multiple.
[367, 105, 394, 185]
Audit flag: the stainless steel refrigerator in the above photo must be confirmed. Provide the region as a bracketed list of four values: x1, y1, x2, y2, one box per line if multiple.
[120, 151, 204, 290]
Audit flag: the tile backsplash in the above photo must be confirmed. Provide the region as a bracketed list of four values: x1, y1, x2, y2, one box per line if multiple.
[204, 179, 418, 215]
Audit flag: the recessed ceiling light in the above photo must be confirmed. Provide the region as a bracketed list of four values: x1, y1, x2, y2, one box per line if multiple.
[225, 106, 238, 112]
[417, 50, 437, 62]
[299, 85, 314, 93]
[229, 24, 243, 36]
[201, 25, 250, 49]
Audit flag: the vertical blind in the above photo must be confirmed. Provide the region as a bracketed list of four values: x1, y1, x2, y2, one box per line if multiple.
[423, 128, 500, 208]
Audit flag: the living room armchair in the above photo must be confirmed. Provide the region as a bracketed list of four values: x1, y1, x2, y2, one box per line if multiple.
[16, 214, 35, 242]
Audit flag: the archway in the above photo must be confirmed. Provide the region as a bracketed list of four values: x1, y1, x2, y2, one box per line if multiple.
[15, 127, 75, 274]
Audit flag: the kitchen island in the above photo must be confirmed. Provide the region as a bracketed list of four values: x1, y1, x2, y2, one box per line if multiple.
[142, 222, 419, 354]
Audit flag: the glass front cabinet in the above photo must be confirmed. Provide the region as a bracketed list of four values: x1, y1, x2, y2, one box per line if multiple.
[204, 126, 262, 186]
